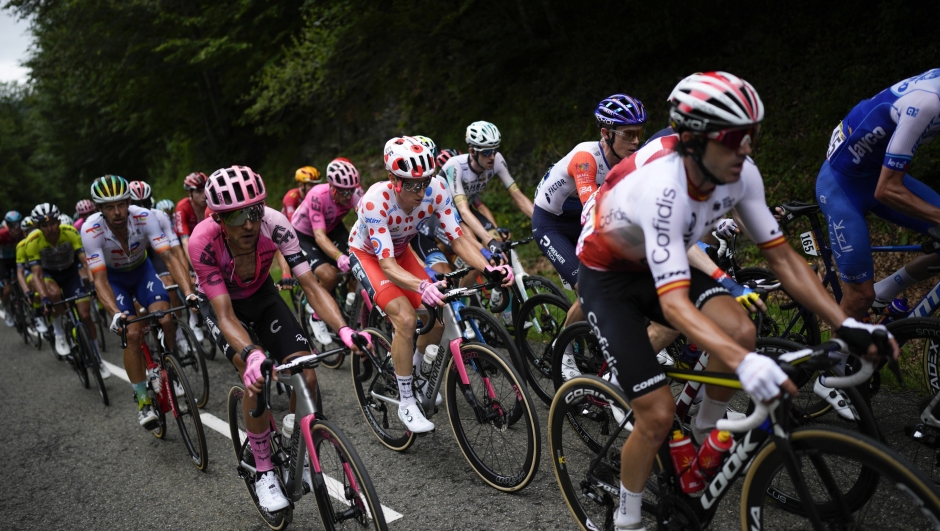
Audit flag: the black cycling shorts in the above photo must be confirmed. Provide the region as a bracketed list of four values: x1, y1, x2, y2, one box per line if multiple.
[577, 266, 730, 400]
[198, 276, 311, 364]
[0, 258, 15, 284]
[297, 226, 349, 272]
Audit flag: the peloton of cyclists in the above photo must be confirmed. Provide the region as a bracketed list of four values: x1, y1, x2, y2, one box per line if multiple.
[1, 210, 26, 327]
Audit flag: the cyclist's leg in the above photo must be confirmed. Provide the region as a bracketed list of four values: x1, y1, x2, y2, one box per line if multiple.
[151, 248, 182, 311]
[411, 232, 452, 275]
[133, 258, 173, 349]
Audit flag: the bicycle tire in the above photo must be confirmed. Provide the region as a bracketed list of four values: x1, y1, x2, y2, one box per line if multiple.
[67, 322, 90, 389]
[523, 274, 567, 300]
[150, 366, 169, 440]
[515, 293, 572, 406]
[307, 419, 388, 530]
[76, 322, 109, 406]
[163, 354, 208, 470]
[350, 328, 416, 452]
[457, 306, 526, 382]
[366, 306, 394, 338]
[227, 385, 293, 530]
[741, 426, 940, 530]
[734, 267, 822, 345]
[445, 342, 541, 492]
[93, 304, 107, 352]
[550, 321, 603, 392]
[174, 321, 210, 408]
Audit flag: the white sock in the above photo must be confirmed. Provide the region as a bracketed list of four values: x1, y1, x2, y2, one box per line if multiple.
[693, 395, 730, 432]
[52, 315, 65, 335]
[874, 265, 917, 303]
[413, 348, 424, 375]
[615, 483, 644, 527]
[189, 310, 199, 327]
[397, 375, 415, 408]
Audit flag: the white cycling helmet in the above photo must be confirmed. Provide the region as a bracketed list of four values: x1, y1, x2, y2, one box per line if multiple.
[58, 213, 74, 226]
[465, 121, 501, 149]
[383, 136, 436, 179]
[31, 203, 61, 223]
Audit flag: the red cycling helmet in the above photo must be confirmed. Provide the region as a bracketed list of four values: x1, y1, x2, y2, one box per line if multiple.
[183, 172, 208, 191]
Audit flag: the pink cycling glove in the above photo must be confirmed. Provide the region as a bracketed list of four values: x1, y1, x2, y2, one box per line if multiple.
[336, 254, 351, 273]
[418, 279, 447, 307]
[339, 326, 373, 350]
[485, 264, 514, 285]
[242, 350, 266, 389]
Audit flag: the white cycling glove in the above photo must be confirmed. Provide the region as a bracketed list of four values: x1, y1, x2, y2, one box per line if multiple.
[110, 312, 127, 335]
[714, 218, 738, 239]
[735, 352, 789, 402]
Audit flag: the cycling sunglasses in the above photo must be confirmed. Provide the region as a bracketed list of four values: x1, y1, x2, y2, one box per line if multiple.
[609, 127, 644, 141]
[399, 178, 432, 193]
[473, 148, 498, 157]
[332, 185, 356, 197]
[219, 203, 265, 226]
[707, 125, 760, 150]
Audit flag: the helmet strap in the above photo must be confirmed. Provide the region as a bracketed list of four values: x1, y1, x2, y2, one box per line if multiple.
[469, 150, 485, 173]
[601, 128, 627, 162]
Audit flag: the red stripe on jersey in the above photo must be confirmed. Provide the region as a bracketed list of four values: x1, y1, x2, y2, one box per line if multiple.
[656, 279, 691, 296]
[756, 235, 787, 250]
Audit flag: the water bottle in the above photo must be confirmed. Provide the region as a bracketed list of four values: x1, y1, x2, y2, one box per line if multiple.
[669, 430, 703, 494]
[422, 344, 440, 375]
[282, 413, 295, 438]
[883, 298, 910, 324]
[676, 342, 701, 370]
[696, 430, 734, 479]
[148, 367, 161, 393]
[345, 292, 356, 313]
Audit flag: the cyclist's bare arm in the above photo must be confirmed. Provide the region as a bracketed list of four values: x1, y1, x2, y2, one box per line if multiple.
[275, 251, 290, 281]
[16, 266, 30, 295]
[473, 202, 500, 232]
[452, 236, 510, 284]
[313, 228, 343, 262]
[296, 269, 353, 338]
[509, 186, 534, 218]
[180, 235, 192, 267]
[76, 251, 91, 284]
[455, 195, 495, 243]
[875, 166, 940, 225]
[161, 249, 194, 299]
[687, 244, 766, 312]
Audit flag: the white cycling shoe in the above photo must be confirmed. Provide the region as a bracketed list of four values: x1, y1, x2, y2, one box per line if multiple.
[54, 334, 70, 357]
[309, 318, 333, 345]
[34, 317, 48, 333]
[813, 377, 857, 420]
[416, 379, 443, 406]
[254, 470, 290, 513]
[560, 346, 581, 382]
[656, 348, 674, 366]
[98, 361, 111, 379]
[398, 404, 435, 433]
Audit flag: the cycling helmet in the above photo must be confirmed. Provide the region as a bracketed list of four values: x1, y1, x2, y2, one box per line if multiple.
[465, 121, 501, 149]
[183, 172, 208, 191]
[205, 166, 267, 212]
[413, 136, 439, 157]
[21, 216, 35, 231]
[75, 199, 96, 216]
[4, 210, 23, 225]
[90, 175, 132, 204]
[667, 71, 764, 133]
[326, 159, 360, 189]
[383, 136, 436, 179]
[595, 94, 647, 127]
[31, 203, 61, 223]
[129, 180, 152, 200]
[295, 166, 322, 184]
[436, 148, 461, 169]
[58, 213, 73, 226]
[155, 199, 175, 214]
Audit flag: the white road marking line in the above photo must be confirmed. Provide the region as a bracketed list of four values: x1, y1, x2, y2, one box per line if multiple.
[101, 360, 403, 522]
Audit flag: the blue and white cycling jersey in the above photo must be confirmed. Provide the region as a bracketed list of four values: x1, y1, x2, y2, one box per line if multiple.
[826, 68, 940, 179]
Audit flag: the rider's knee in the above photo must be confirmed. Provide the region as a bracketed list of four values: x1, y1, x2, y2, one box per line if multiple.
[316, 265, 337, 287]
[125, 327, 141, 346]
[389, 308, 417, 335]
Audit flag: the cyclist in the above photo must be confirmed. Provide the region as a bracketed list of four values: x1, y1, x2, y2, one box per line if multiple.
[282, 166, 321, 222]
[190, 165, 368, 512]
[349, 136, 514, 433]
[74, 199, 96, 231]
[155, 199, 175, 217]
[82, 175, 197, 429]
[290, 158, 363, 343]
[14, 216, 47, 333]
[409, 143, 461, 275]
[174, 171, 209, 266]
[25, 203, 103, 371]
[1, 210, 25, 327]
[816, 68, 940, 319]
[576, 72, 897, 531]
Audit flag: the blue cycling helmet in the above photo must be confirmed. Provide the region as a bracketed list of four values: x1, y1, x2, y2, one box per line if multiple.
[4, 210, 23, 225]
[594, 94, 647, 128]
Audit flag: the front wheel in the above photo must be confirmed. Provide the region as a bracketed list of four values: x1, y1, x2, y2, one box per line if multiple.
[77, 322, 109, 406]
[164, 354, 208, 471]
[67, 323, 90, 389]
[307, 419, 388, 530]
[445, 342, 541, 492]
[174, 321, 210, 408]
[515, 293, 572, 406]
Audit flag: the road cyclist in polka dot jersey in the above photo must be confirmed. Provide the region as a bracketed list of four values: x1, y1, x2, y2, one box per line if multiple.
[348, 136, 515, 433]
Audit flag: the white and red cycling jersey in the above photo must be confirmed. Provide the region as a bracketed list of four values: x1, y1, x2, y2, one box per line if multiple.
[291, 183, 363, 237]
[349, 177, 463, 259]
[534, 141, 613, 215]
[153, 209, 180, 248]
[441, 153, 517, 205]
[577, 149, 785, 295]
[174, 197, 204, 237]
[82, 206, 172, 274]
[189, 207, 310, 301]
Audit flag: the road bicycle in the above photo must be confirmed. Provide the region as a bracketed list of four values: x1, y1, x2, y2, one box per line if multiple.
[11, 283, 42, 349]
[293, 273, 373, 370]
[53, 292, 108, 406]
[549, 335, 940, 530]
[514, 291, 572, 406]
[227, 343, 387, 530]
[121, 306, 208, 471]
[351, 268, 541, 492]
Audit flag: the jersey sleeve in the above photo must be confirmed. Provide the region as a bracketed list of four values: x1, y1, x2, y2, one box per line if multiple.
[494, 153, 518, 191]
[444, 163, 467, 199]
[80, 224, 107, 275]
[567, 150, 599, 205]
[188, 225, 229, 301]
[156, 211, 180, 248]
[734, 160, 786, 250]
[431, 178, 464, 242]
[143, 215, 172, 255]
[61, 225, 85, 255]
[359, 193, 396, 259]
[15, 241, 28, 266]
[264, 209, 311, 277]
[636, 182, 694, 295]
[884, 91, 940, 173]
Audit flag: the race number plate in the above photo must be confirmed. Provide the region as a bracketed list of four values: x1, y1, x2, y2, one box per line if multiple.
[800, 231, 819, 256]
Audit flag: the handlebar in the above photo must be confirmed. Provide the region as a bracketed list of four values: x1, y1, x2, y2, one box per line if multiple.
[119, 304, 190, 348]
[50, 291, 95, 308]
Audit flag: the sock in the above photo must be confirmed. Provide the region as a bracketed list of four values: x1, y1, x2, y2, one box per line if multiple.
[397, 375, 415, 408]
[874, 266, 917, 303]
[692, 395, 730, 444]
[189, 310, 199, 327]
[247, 429, 274, 473]
[52, 315, 64, 336]
[615, 483, 644, 527]
[133, 381, 150, 406]
[413, 348, 424, 375]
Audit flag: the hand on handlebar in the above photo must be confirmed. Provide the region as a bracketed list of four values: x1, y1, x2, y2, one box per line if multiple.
[486, 238, 509, 256]
[736, 352, 799, 402]
[496, 227, 512, 241]
[339, 326, 373, 356]
[484, 264, 514, 287]
[109, 311, 128, 335]
[418, 279, 447, 307]
[836, 317, 899, 362]
[185, 293, 200, 313]
[336, 254, 351, 273]
[42, 296, 53, 316]
[242, 349, 267, 397]
[714, 218, 739, 240]
[276, 276, 298, 290]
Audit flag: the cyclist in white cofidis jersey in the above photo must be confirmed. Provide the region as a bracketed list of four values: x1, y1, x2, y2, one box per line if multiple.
[349, 136, 514, 434]
[575, 72, 899, 531]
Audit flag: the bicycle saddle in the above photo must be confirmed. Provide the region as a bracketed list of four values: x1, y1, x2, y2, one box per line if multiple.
[780, 201, 820, 216]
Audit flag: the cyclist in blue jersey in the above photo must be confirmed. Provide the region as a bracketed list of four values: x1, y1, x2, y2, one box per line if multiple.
[817, 68, 940, 318]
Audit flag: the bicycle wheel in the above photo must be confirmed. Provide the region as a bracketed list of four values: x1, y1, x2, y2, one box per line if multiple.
[741, 426, 940, 530]
[174, 321, 210, 408]
[550, 376, 662, 531]
[522, 274, 567, 300]
[227, 386, 294, 530]
[550, 321, 606, 389]
[350, 328, 416, 452]
[445, 342, 541, 491]
[163, 354, 208, 470]
[307, 419, 388, 530]
[457, 306, 526, 381]
[67, 322, 90, 389]
[734, 267, 822, 345]
[515, 293, 571, 406]
[92, 304, 107, 352]
[76, 322, 109, 406]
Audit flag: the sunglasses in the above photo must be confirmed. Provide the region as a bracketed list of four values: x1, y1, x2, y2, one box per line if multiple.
[609, 127, 644, 142]
[399, 178, 432, 193]
[707, 125, 760, 150]
[219, 203, 265, 226]
[332, 186, 356, 197]
[473, 148, 498, 157]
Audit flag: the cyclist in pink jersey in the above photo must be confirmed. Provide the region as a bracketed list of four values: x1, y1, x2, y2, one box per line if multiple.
[190, 165, 370, 512]
[348, 136, 514, 433]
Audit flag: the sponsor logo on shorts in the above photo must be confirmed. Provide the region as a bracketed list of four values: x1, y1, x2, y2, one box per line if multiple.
[632, 373, 666, 393]
[270, 319, 282, 333]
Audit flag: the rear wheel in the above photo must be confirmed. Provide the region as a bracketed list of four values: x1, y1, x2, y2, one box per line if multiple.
[92, 303, 107, 352]
[77, 322, 109, 406]
[733, 267, 822, 345]
[164, 354, 208, 471]
[515, 293, 571, 406]
[67, 322, 90, 389]
[522, 275, 567, 300]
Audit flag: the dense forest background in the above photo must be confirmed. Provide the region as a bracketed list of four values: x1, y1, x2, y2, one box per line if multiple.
[1, 0, 938, 238]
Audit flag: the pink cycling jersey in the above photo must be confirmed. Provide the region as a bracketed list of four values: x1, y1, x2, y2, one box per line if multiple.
[291, 183, 363, 237]
[73, 217, 85, 231]
[189, 207, 311, 301]
[349, 177, 463, 258]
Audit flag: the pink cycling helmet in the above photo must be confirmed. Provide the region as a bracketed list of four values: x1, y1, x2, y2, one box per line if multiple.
[205, 166, 267, 212]
[326, 158, 361, 188]
[75, 199, 96, 215]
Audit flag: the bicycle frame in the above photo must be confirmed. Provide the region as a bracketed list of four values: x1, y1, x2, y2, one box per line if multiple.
[123, 306, 189, 417]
